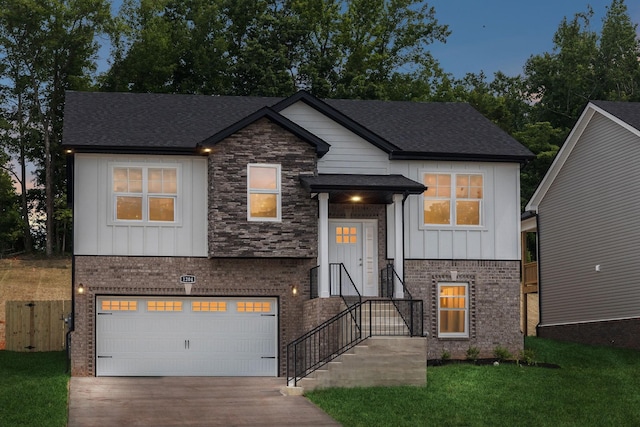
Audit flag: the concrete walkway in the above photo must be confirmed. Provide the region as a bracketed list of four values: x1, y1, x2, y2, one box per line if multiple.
[68, 377, 340, 426]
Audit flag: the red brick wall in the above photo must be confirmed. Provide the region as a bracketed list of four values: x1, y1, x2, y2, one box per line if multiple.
[71, 256, 316, 376]
[405, 260, 523, 360]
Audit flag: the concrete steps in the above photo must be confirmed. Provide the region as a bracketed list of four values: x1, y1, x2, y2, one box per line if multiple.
[295, 336, 427, 391]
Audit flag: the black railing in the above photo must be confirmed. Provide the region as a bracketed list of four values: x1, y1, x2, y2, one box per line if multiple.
[286, 299, 423, 386]
[329, 263, 361, 308]
[380, 263, 413, 299]
[286, 303, 363, 386]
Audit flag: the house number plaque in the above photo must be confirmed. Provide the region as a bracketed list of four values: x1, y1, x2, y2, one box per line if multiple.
[180, 275, 196, 284]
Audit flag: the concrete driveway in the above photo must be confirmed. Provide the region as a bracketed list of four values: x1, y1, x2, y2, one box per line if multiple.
[68, 377, 340, 426]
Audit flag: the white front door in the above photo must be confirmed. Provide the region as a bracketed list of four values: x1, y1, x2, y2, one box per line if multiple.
[329, 220, 378, 296]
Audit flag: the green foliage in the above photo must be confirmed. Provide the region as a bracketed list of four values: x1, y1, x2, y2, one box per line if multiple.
[0, 169, 22, 252]
[102, 0, 450, 100]
[515, 122, 567, 207]
[0, 351, 69, 427]
[440, 349, 451, 361]
[0, 0, 112, 254]
[516, 348, 537, 366]
[525, 0, 640, 130]
[308, 338, 640, 426]
[465, 346, 480, 361]
[492, 345, 513, 361]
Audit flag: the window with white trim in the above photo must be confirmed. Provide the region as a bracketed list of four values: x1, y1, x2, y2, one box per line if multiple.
[423, 173, 483, 226]
[247, 164, 281, 221]
[112, 165, 178, 223]
[437, 283, 469, 338]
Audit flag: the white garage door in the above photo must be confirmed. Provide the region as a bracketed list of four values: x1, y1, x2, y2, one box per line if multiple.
[96, 296, 277, 376]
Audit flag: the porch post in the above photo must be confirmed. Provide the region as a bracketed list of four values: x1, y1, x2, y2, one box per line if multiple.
[318, 193, 330, 298]
[393, 194, 404, 299]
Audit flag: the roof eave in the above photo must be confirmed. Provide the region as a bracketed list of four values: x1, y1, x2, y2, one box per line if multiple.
[61, 145, 201, 156]
[390, 151, 534, 164]
[273, 91, 400, 153]
[198, 105, 330, 157]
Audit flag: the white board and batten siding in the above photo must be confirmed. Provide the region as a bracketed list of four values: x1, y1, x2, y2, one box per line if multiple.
[280, 102, 390, 174]
[538, 113, 640, 326]
[74, 153, 208, 257]
[388, 161, 521, 260]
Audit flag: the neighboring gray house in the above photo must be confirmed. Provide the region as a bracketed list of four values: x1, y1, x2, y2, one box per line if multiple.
[526, 101, 640, 350]
[63, 90, 532, 383]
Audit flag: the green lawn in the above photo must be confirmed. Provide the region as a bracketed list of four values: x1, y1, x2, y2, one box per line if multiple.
[0, 351, 68, 427]
[2, 339, 639, 427]
[307, 337, 640, 427]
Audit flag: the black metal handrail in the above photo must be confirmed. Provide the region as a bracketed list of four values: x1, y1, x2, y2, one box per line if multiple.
[329, 263, 361, 308]
[286, 299, 424, 386]
[380, 263, 413, 300]
[286, 303, 363, 386]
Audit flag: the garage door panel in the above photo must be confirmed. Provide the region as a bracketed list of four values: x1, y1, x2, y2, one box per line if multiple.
[96, 297, 278, 376]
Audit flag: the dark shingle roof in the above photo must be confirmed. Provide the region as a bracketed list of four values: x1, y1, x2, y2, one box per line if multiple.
[299, 174, 425, 204]
[62, 91, 281, 151]
[591, 101, 640, 131]
[62, 90, 533, 161]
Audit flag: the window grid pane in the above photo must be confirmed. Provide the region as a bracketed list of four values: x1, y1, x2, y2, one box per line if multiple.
[438, 285, 468, 336]
[248, 164, 280, 220]
[113, 166, 177, 223]
[237, 301, 271, 312]
[424, 173, 482, 226]
[147, 301, 183, 311]
[101, 301, 138, 311]
[192, 301, 227, 312]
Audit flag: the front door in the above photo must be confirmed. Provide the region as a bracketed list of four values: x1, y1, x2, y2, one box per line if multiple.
[329, 220, 378, 296]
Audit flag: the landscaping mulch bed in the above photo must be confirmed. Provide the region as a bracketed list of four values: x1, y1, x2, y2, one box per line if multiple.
[427, 358, 561, 369]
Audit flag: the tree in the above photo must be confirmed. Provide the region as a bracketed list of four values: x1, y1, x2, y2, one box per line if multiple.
[524, 7, 599, 129]
[0, 166, 22, 254]
[102, 0, 450, 100]
[0, 0, 112, 255]
[597, 0, 640, 100]
[514, 122, 567, 207]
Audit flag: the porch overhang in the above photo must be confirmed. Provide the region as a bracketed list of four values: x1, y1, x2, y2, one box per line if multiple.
[299, 174, 425, 204]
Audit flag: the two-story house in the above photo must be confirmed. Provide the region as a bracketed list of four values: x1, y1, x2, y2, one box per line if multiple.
[63, 90, 532, 380]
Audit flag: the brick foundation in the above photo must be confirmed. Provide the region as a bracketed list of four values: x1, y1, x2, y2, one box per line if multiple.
[538, 318, 640, 350]
[405, 260, 523, 360]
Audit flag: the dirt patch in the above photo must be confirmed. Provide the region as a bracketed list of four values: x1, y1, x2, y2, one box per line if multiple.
[0, 255, 72, 349]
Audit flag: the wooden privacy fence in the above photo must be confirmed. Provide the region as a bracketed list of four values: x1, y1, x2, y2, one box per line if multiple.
[5, 300, 71, 352]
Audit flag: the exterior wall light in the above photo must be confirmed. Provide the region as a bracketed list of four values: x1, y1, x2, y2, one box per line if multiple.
[291, 285, 298, 296]
[78, 283, 84, 294]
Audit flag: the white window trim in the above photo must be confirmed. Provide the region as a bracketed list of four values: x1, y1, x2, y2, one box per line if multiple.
[108, 162, 182, 226]
[421, 171, 485, 229]
[247, 163, 282, 222]
[437, 282, 469, 338]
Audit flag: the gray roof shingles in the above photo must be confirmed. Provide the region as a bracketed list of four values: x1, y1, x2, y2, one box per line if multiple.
[62, 91, 533, 161]
[591, 100, 640, 131]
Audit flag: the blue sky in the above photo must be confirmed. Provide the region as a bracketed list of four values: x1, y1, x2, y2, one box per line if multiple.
[428, 0, 640, 78]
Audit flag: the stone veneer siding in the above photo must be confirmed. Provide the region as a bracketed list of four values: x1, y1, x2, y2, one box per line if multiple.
[538, 318, 640, 350]
[208, 118, 318, 257]
[404, 260, 523, 360]
[71, 256, 315, 376]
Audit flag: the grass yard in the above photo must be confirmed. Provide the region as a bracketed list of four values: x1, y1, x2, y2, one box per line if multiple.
[308, 337, 640, 427]
[0, 351, 68, 427]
